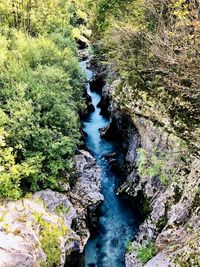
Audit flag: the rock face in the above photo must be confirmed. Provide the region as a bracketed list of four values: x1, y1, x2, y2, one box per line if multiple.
[122, 117, 200, 267]
[0, 190, 80, 267]
[99, 75, 200, 267]
[0, 150, 103, 267]
[124, 119, 200, 267]
[70, 150, 104, 250]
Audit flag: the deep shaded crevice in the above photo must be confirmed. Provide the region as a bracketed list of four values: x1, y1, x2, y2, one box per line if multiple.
[97, 95, 111, 118]
[89, 74, 105, 94]
[65, 251, 84, 267]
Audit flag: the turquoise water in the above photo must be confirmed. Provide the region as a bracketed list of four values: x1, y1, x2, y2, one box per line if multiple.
[81, 59, 138, 267]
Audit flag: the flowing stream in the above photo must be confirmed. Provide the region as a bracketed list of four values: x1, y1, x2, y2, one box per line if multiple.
[80, 57, 139, 267]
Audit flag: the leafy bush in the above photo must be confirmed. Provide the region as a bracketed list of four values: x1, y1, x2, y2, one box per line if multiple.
[90, 0, 200, 150]
[0, 128, 41, 200]
[126, 240, 133, 253]
[136, 241, 157, 264]
[0, 1, 87, 199]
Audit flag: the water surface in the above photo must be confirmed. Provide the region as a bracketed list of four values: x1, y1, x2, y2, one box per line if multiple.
[81, 58, 138, 267]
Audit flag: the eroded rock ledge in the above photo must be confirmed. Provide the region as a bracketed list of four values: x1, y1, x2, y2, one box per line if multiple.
[0, 150, 103, 267]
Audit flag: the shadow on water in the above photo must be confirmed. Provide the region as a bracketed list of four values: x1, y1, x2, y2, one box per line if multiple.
[80, 57, 140, 267]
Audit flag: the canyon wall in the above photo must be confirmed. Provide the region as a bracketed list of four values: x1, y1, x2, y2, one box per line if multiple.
[99, 74, 200, 267]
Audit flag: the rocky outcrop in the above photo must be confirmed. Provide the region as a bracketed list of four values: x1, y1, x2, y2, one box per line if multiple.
[69, 150, 104, 250]
[0, 190, 78, 267]
[0, 150, 103, 267]
[81, 92, 95, 118]
[99, 75, 200, 266]
[124, 118, 200, 266]
[120, 114, 200, 267]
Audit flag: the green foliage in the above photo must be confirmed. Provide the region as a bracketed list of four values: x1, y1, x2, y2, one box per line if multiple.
[34, 214, 68, 267]
[171, 0, 189, 20]
[0, 0, 73, 36]
[90, 0, 200, 150]
[0, 0, 86, 199]
[0, 129, 40, 200]
[136, 148, 183, 186]
[136, 148, 148, 177]
[136, 241, 157, 264]
[156, 216, 168, 231]
[55, 204, 71, 216]
[174, 230, 200, 267]
[126, 240, 133, 253]
[191, 186, 200, 211]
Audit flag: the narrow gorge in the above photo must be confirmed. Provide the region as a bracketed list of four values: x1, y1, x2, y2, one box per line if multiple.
[0, 1, 199, 267]
[79, 48, 200, 266]
[80, 52, 140, 267]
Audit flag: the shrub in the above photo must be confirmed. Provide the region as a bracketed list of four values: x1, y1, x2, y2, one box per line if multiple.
[35, 214, 68, 267]
[0, 1, 87, 199]
[90, 0, 200, 151]
[55, 204, 71, 216]
[126, 240, 133, 253]
[136, 241, 157, 264]
[0, 129, 41, 200]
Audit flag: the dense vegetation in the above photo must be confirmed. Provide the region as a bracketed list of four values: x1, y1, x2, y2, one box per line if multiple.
[89, 0, 200, 152]
[0, 0, 90, 199]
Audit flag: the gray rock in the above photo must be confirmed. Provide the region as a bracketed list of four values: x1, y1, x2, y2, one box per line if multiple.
[0, 149, 103, 266]
[101, 78, 200, 267]
[70, 150, 104, 251]
[144, 252, 175, 267]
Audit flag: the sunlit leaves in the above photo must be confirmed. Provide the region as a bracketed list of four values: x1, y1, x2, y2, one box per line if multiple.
[0, 0, 85, 199]
[0, 129, 40, 200]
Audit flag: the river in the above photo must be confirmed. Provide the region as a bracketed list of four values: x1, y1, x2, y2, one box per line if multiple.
[80, 56, 139, 267]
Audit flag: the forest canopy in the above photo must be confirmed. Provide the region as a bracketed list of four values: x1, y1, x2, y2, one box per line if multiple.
[0, 0, 89, 199]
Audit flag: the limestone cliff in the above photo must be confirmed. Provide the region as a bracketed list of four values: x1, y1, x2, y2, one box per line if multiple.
[99, 74, 200, 267]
